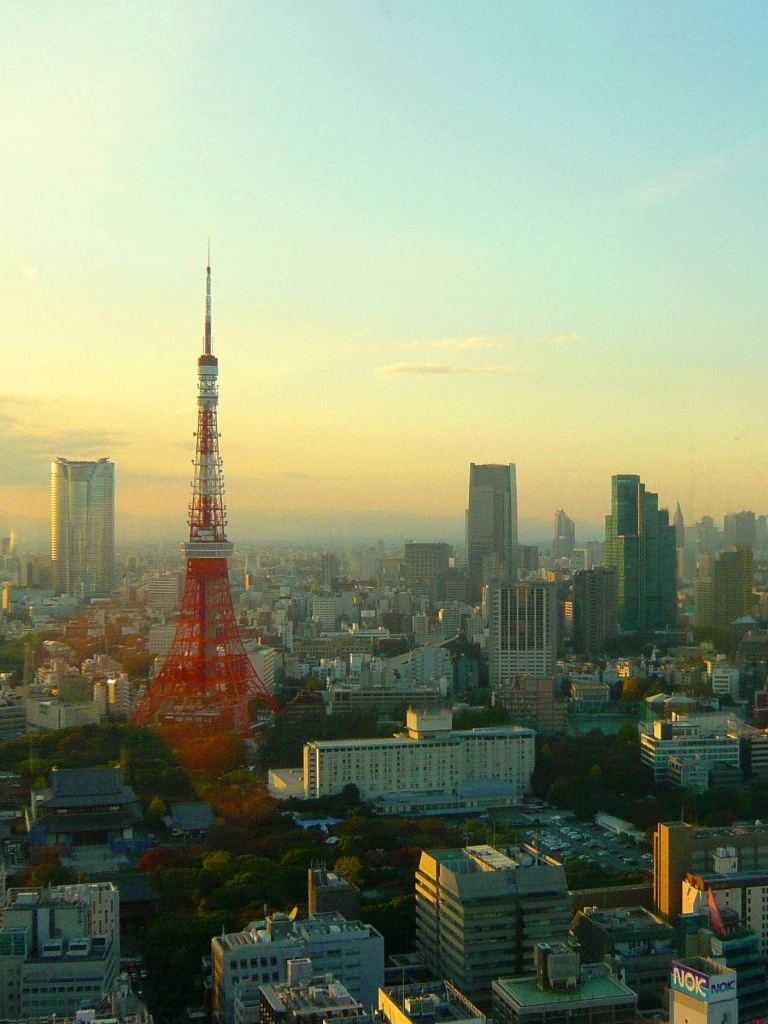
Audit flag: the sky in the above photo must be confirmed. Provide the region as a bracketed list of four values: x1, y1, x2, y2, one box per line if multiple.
[3, 2, 768, 544]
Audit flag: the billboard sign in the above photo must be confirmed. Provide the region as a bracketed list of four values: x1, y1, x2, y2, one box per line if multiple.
[671, 963, 737, 1004]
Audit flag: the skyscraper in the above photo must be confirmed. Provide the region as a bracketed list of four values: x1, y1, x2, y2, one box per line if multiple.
[488, 580, 558, 684]
[604, 474, 676, 632]
[466, 463, 517, 603]
[572, 566, 618, 657]
[51, 457, 114, 599]
[553, 509, 576, 558]
[714, 545, 754, 627]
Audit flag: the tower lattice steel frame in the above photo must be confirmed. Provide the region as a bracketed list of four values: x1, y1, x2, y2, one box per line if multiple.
[133, 260, 279, 734]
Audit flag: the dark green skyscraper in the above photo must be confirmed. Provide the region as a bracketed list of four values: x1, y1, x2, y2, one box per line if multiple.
[605, 474, 676, 632]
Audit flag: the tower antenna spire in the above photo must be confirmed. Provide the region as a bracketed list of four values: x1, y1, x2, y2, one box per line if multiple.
[204, 243, 212, 355]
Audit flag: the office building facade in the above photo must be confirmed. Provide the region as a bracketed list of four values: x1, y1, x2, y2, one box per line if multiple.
[714, 546, 754, 627]
[488, 582, 558, 684]
[0, 883, 119, 1019]
[404, 543, 452, 603]
[211, 912, 383, 1024]
[654, 821, 768, 922]
[415, 845, 571, 1009]
[51, 458, 114, 599]
[572, 567, 618, 657]
[605, 474, 676, 632]
[466, 464, 517, 604]
[553, 511, 575, 559]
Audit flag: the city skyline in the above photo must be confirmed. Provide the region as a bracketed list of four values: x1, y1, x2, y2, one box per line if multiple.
[4, 4, 768, 539]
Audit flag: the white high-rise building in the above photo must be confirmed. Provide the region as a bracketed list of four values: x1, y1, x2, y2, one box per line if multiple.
[51, 458, 114, 599]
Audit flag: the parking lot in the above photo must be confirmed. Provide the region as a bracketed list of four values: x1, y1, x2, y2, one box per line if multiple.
[522, 815, 651, 871]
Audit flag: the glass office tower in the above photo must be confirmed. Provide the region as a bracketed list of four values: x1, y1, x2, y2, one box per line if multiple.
[51, 457, 115, 599]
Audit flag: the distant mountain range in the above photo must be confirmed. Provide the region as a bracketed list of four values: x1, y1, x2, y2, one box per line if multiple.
[0, 508, 605, 551]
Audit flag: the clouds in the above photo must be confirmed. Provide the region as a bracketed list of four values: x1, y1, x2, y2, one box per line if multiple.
[0, 398, 126, 486]
[429, 336, 509, 350]
[378, 331, 578, 378]
[622, 138, 768, 209]
[377, 362, 516, 378]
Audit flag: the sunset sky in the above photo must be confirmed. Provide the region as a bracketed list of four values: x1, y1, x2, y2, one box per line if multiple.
[3, 2, 768, 543]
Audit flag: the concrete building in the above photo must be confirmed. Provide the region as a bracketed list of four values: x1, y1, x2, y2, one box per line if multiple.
[378, 982, 485, 1024]
[415, 845, 571, 1009]
[571, 905, 676, 1009]
[676, 912, 768, 1024]
[0, 883, 119, 1019]
[639, 718, 741, 785]
[493, 676, 566, 734]
[51, 457, 115, 599]
[669, 957, 737, 1024]
[312, 597, 340, 634]
[260, 971, 369, 1024]
[492, 942, 637, 1024]
[714, 546, 754, 627]
[404, 543, 452, 603]
[553, 511, 576, 559]
[26, 697, 102, 733]
[303, 709, 535, 812]
[488, 582, 558, 684]
[211, 912, 384, 1024]
[681, 843, 768, 956]
[707, 660, 740, 699]
[308, 868, 361, 921]
[466, 464, 517, 604]
[654, 821, 768, 922]
[572, 568, 618, 658]
[0, 688, 26, 741]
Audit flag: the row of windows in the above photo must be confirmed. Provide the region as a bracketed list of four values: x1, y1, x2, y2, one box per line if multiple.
[234, 955, 278, 969]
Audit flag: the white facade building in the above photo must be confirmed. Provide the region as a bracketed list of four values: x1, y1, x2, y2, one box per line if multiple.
[303, 709, 535, 806]
[211, 912, 384, 1024]
[709, 662, 740, 699]
[0, 883, 119, 1019]
[312, 597, 339, 634]
[639, 718, 740, 784]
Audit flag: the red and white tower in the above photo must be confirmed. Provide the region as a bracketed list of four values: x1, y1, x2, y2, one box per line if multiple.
[134, 260, 279, 735]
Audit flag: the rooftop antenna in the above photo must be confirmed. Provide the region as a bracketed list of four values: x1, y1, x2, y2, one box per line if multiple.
[205, 241, 212, 355]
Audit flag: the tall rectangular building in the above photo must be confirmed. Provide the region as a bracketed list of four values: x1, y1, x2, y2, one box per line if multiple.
[466, 463, 517, 604]
[572, 567, 618, 657]
[51, 457, 114, 599]
[488, 581, 558, 684]
[415, 845, 571, 1009]
[604, 475, 676, 632]
[714, 546, 754, 627]
[404, 542, 452, 602]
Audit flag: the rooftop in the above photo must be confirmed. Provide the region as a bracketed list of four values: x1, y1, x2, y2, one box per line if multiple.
[380, 982, 485, 1024]
[493, 971, 636, 1008]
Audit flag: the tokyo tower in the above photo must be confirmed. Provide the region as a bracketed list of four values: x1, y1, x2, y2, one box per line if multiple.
[134, 259, 279, 735]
